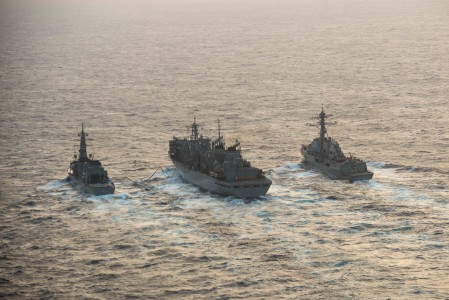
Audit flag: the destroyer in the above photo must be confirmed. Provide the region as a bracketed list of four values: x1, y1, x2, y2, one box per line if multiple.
[67, 124, 115, 195]
[301, 107, 373, 181]
[169, 119, 271, 198]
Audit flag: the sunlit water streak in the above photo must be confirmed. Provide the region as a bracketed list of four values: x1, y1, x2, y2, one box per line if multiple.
[25, 162, 449, 298]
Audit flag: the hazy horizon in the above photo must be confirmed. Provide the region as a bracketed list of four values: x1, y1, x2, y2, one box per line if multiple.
[1, 0, 449, 299]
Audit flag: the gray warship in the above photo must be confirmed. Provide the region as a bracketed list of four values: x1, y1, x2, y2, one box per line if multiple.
[301, 107, 373, 181]
[67, 125, 115, 195]
[169, 119, 272, 198]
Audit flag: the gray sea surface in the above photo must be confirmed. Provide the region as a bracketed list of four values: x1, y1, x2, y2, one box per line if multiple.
[1, 0, 449, 299]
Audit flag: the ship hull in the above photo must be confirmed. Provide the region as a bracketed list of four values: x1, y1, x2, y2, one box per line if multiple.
[301, 149, 373, 182]
[172, 160, 271, 198]
[67, 175, 115, 195]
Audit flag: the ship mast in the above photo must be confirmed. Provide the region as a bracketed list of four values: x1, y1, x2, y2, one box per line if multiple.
[79, 123, 88, 161]
[211, 119, 225, 148]
[319, 108, 327, 148]
[190, 117, 199, 140]
[217, 119, 224, 146]
[218, 119, 221, 141]
[316, 106, 334, 156]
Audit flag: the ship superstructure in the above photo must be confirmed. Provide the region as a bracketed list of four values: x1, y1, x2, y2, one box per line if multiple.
[169, 119, 271, 198]
[301, 107, 373, 181]
[67, 124, 115, 195]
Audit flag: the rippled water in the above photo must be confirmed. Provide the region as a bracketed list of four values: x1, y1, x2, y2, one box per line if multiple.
[1, 0, 449, 299]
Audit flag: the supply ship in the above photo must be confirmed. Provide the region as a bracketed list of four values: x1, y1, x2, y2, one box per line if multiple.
[67, 125, 115, 195]
[301, 107, 373, 182]
[169, 119, 271, 198]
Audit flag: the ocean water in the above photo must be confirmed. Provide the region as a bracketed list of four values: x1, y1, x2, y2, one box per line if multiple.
[1, 0, 449, 298]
